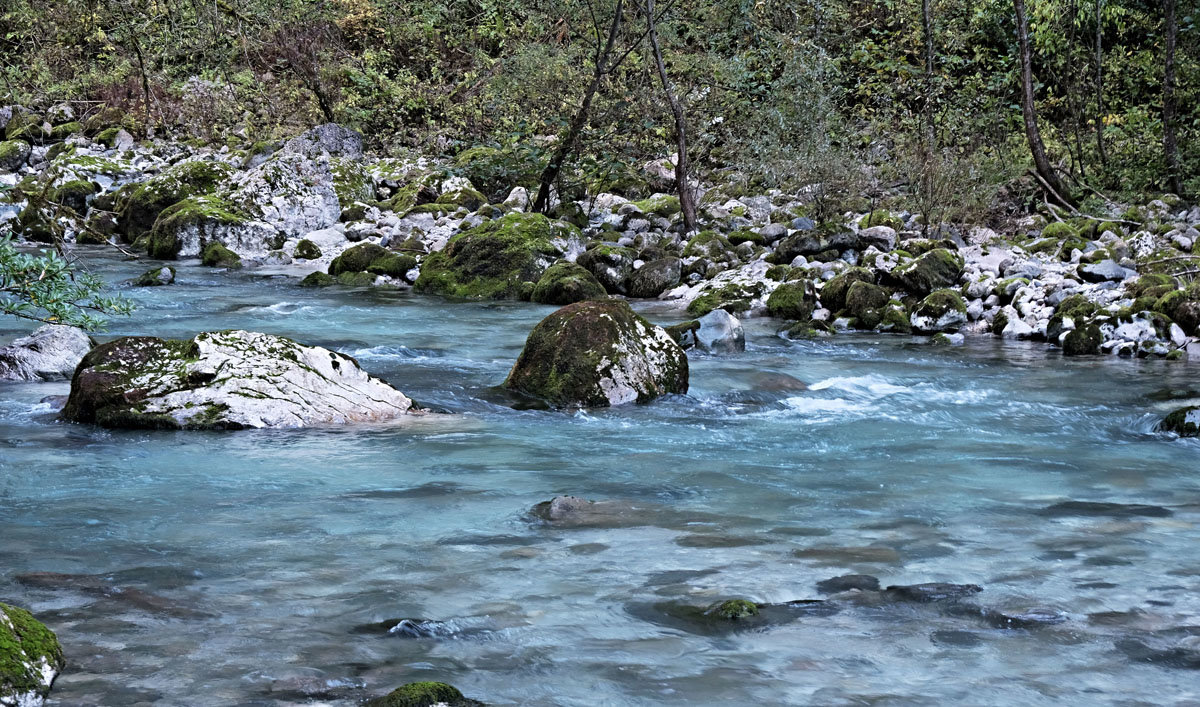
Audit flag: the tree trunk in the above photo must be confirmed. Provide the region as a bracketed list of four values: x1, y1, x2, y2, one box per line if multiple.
[922, 0, 934, 146]
[533, 0, 624, 215]
[1162, 0, 1183, 196]
[1093, 0, 1108, 168]
[1013, 0, 1075, 207]
[644, 0, 698, 233]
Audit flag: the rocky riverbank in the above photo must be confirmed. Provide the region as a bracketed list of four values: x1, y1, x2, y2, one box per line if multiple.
[3, 111, 1199, 362]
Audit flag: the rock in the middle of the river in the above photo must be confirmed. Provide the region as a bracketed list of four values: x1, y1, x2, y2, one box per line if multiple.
[505, 299, 688, 408]
[60, 330, 417, 429]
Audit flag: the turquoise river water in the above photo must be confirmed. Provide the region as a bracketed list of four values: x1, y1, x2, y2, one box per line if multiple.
[2, 251, 1199, 706]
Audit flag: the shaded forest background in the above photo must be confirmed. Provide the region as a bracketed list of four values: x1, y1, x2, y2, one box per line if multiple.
[1, 0, 1196, 220]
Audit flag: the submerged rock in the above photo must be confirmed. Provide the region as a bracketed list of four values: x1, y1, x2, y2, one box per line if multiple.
[15, 571, 212, 618]
[884, 583, 983, 603]
[60, 330, 418, 429]
[0, 603, 65, 707]
[0, 325, 93, 382]
[365, 681, 485, 707]
[1039, 501, 1173, 518]
[816, 574, 881, 594]
[504, 299, 688, 407]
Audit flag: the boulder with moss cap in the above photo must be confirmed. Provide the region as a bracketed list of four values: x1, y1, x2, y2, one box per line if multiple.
[531, 261, 607, 305]
[61, 330, 418, 429]
[415, 213, 577, 300]
[1158, 406, 1199, 437]
[505, 299, 688, 407]
[365, 681, 485, 707]
[0, 602, 65, 707]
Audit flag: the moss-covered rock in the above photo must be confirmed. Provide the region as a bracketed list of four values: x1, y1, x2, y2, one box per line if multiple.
[1040, 221, 1076, 240]
[577, 244, 636, 295]
[414, 213, 576, 300]
[4, 112, 48, 143]
[120, 159, 235, 239]
[330, 158, 372, 209]
[294, 239, 322, 260]
[134, 266, 175, 287]
[505, 299, 688, 408]
[531, 262, 607, 305]
[14, 204, 61, 244]
[299, 271, 336, 287]
[633, 194, 681, 217]
[892, 248, 964, 296]
[877, 306, 913, 333]
[0, 602, 65, 707]
[0, 139, 31, 171]
[858, 209, 902, 230]
[819, 267, 875, 312]
[51, 179, 97, 213]
[1158, 406, 1199, 437]
[766, 280, 815, 320]
[911, 289, 967, 333]
[707, 599, 759, 620]
[201, 241, 241, 268]
[327, 242, 413, 278]
[682, 230, 732, 259]
[61, 331, 415, 429]
[48, 121, 82, 142]
[686, 281, 764, 317]
[365, 681, 484, 707]
[437, 186, 487, 211]
[1062, 323, 1103, 355]
[147, 195, 251, 259]
[626, 257, 683, 299]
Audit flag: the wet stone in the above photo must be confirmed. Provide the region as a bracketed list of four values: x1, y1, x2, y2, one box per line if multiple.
[1040, 501, 1173, 518]
[884, 582, 983, 603]
[816, 574, 881, 594]
[931, 630, 983, 648]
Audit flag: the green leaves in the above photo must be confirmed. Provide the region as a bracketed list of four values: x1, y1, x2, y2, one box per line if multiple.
[0, 234, 133, 331]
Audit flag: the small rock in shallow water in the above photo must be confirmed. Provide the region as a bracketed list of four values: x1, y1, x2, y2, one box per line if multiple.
[1039, 501, 1173, 518]
[816, 574, 881, 594]
[884, 582, 983, 603]
[931, 629, 983, 648]
[695, 308, 746, 353]
[793, 545, 902, 565]
[1158, 406, 1199, 437]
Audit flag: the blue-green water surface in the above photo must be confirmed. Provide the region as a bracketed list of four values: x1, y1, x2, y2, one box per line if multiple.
[2, 252, 1199, 705]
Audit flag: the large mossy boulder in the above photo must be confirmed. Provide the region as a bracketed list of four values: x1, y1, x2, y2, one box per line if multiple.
[910, 289, 967, 333]
[505, 299, 688, 408]
[414, 213, 576, 300]
[819, 267, 875, 312]
[0, 602, 65, 707]
[61, 331, 417, 429]
[0, 139, 31, 171]
[530, 261, 607, 305]
[892, 248, 963, 296]
[626, 257, 682, 299]
[577, 244, 636, 295]
[365, 681, 485, 707]
[1158, 406, 1199, 437]
[329, 242, 415, 278]
[119, 159, 235, 239]
[146, 195, 277, 260]
[766, 280, 815, 320]
[1062, 323, 1103, 355]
